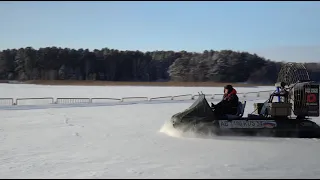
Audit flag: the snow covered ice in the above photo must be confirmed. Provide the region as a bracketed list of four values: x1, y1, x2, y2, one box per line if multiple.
[1, 84, 320, 178]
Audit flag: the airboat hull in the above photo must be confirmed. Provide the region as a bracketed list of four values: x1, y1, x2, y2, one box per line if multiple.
[170, 95, 320, 138]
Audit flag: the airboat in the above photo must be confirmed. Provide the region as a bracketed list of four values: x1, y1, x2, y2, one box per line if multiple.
[170, 62, 320, 138]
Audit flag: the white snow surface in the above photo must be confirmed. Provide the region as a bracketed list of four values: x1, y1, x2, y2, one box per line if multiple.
[1, 84, 320, 178]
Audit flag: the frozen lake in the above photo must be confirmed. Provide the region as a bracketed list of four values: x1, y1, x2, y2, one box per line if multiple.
[1, 84, 319, 178]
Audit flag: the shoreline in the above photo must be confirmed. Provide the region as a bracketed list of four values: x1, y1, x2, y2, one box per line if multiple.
[20, 80, 272, 87]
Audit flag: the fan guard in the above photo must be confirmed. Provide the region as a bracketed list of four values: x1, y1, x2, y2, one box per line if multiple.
[277, 62, 310, 86]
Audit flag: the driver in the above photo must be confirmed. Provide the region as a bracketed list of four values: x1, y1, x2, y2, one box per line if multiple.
[211, 84, 239, 117]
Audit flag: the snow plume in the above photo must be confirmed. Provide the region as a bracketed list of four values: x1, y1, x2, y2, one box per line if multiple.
[159, 118, 218, 139]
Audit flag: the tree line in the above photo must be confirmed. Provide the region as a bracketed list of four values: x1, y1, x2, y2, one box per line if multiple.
[0, 47, 319, 84]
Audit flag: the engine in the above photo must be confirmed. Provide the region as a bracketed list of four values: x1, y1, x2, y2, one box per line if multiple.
[290, 82, 319, 117]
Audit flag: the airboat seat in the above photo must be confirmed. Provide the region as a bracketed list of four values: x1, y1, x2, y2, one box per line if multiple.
[226, 101, 246, 120]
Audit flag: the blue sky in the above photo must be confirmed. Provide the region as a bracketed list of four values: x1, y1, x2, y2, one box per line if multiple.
[0, 1, 319, 62]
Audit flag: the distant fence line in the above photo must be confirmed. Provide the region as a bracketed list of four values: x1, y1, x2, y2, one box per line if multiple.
[1, 90, 274, 106]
